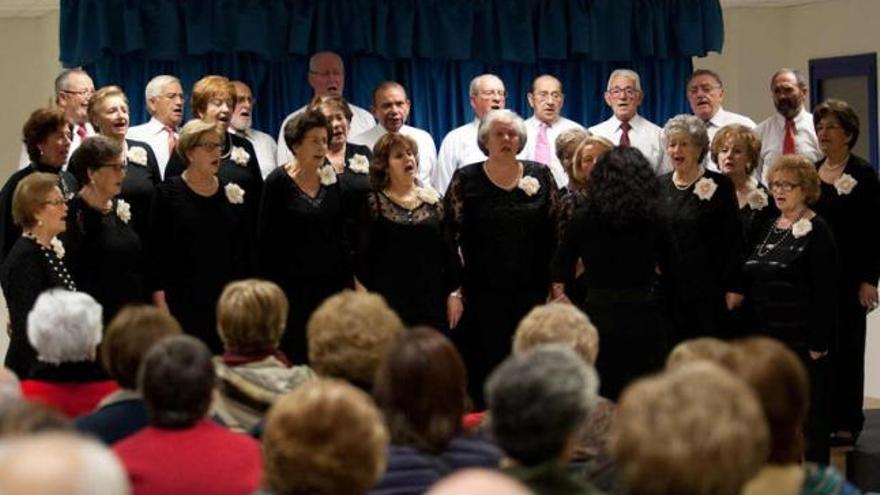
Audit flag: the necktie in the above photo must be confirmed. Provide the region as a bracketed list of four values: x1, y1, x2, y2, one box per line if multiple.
[166, 126, 178, 156]
[535, 122, 551, 166]
[619, 121, 631, 147]
[783, 118, 796, 155]
[76, 124, 87, 141]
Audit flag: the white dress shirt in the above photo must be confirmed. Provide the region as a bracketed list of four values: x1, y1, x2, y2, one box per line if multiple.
[350, 124, 437, 187]
[434, 120, 487, 194]
[518, 116, 584, 189]
[18, 122, 95, 170]
[127, 117, 177, 178]
[702, 107, 757, 172]
[590, 114, 668, 174]
[275, 103, 375, 165]
[230, 127, 278, 178]
[754, 108, 823, 184]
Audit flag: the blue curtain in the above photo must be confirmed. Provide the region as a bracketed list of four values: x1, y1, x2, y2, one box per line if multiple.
[61, 0, 723, 141]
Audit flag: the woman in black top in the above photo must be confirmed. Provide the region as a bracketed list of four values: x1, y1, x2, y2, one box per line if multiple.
[66, 136, 148, 323]
[552, 147, 666, 400]
[811, 99, 880, 443]
[743, 154, 837, 463]
[356, 133, 461, 332]
[149, 119, 254, 352]
[445, 109, 559, 407]
[0, 173, 76, 377]
[257, 110, 354, 363]
[658, 114, 743, 343]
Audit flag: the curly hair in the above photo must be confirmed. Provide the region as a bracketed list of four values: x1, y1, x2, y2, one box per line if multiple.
[710, 124, 762, 175]
[514, 303, 599, 366]
[582, 146, 661, 228]
[766, 154, 821, 205]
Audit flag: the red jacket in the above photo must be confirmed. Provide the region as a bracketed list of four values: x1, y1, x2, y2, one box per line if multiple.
[22, 379, 118, 418]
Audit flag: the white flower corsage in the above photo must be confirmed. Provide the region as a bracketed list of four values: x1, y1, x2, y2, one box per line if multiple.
[834, 173, 857, 195]
[126, 146, 148, 166]
[318, 165, 338, 186]
[746, 188, 768, 210]
[693, 177, 718, 201]
[792, 218, 813, 238]
[415, 185, 440, 205]
[50, 237, 65, 259]
[348, 154, 369, 174]
[224, 183, 245, 204]
[518, 176, 540, 196]
[230, 146, 250, 166]
[116, 199, 131, 224]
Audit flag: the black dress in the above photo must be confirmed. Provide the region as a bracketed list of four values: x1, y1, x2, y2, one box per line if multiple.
[557, 189, 589, 304]
[336, 143, 373, 245]
[445, 161, 559, 406]
[0, 236, 77, 376]
[122, 139, 161, 241]
[65, 196, 149, 323]
[356, 189, 460, 332]
[743, 214, 838, 463]
[551, 205, 666, 401]
[658, 170, 743, 342]
[0, 163, 77, 263]
[148, 177, 254, 352]
[257, 167, 353, 363]
[732, 183, 778, 332]
[812, 154, 880, 435]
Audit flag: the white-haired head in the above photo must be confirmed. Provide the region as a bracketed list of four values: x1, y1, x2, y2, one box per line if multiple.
[27, 290, 103, 365]
[606, 69, 643, 92]
[144, 75, 181, 102]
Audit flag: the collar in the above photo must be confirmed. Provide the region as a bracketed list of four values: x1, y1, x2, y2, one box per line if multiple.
[222, 350, 291, 367]
[28, 360, 109, 382]
[609, 114, 641, 130]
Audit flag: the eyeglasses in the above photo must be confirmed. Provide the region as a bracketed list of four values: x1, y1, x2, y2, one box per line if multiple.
[61, 88, 94, 98]
[195, 141, 223, 151]
[42, 197, 66, 207]
[478, 89, 506, 98]
[688, 84, 720, 95]
[608, 87, 638, 98]
[103, 162, 128, 172]
[815, 122, 844, 132]
[768, 180, 800, 192]
[309, 70, 343, 78]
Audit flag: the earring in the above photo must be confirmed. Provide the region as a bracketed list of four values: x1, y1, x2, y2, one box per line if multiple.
[37, 220, 43, 227]
[38, 148, 44, 156]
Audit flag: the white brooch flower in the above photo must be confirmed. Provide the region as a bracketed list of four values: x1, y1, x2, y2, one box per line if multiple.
[792, 218, 813, 238]
[50, 237, 65, 259]
[834, 173, 858, 195]
[126, 146, 148, 166]
[318, 165, 338, 186]
[518, 176, 540, 196]
[230, 146, 250, 166]
[693, 177, 718, 201]
[116, 199, 131, 224]
[415, 186, 440, 205]
[224, 183, 245, 204]
[348, 154, 369, 174]
[746, 188, 768, 210]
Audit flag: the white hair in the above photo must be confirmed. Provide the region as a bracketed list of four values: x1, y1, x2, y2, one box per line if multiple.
[477, 109, 528, 155]
[606, 69, 643, 93]
[144, 75, 181, 102]
[27, 290, 103, 364]
[469, 74, 504, 97]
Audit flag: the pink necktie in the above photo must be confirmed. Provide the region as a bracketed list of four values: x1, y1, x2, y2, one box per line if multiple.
[76, 124, 87, 141]
[619, 121, 631, 147]
[535, 122, 551, 165]
[166, 126, 178, 155]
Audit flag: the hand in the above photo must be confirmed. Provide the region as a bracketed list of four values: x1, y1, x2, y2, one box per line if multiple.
[353, 278, 368, 292]
[447, 293, 464, 329]
[725, 292, 744, 310]
[152, 291, 170, 314]
[809, 349, 828, 360]
[859, 283, 878, 310]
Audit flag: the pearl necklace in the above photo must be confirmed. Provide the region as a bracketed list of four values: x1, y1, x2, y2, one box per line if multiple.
[672, 166, 705, 190]
[21, 231, 76, 291]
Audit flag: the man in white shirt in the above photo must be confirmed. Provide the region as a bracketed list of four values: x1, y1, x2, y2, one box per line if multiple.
[350, 81, 437, 187]
[589, 69, 667, 174]
[19, 69, 96, 169]
[433, 74, 506, 194]
[126, 74, 184, 178]
[229, 81, 278, 178]
[687, 69, 756, 171]
[275, 51, 375, 165]
[754, 68, 823, 183]
[518, 75, 583, 189]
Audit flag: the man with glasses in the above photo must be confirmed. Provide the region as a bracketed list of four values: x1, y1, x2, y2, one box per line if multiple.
[434, 74, 506, 194]
[590, 69, 666, 174]
[275, 51, 376, 165]
[127, 74, 185, 178]
[229, 80, 277, 178]
[519, 75, 584, 189]
[686, 69, 755, 171]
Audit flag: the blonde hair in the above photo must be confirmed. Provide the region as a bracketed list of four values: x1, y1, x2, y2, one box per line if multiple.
[513, 303, 599, 365]
[176, 119, 223, 166]
[217, 279, 288, 354]
[710, 124, 761, 174]
[767, 154, 821, 205]
[11, 173, 59, 230]
[87, 85, 128, 131]
[665, 337, 735, 370]
[570, 135, 615, 184]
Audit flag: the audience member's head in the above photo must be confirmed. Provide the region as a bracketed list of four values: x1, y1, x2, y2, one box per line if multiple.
[138, 335, 214, 429]
[308, 51, 345, 98]
[527, 75, 564, 124]
[144, 74, 184, 128]
[0, 400, 69, 437]
[307, 291, 404, 389]
[373, 327, 467, 453]
[22, 106, 69, 166]
[486, 345, 599, 466]
[609, 362, 769, 495]
[217, 279, 288, 355]
[665, 337, 735, 370]
[101, 305, 183, 390]
[0, 432, 129, 495]
[513, 303, 599, 366]
[263, 379, 388, 495]
[28, 290, 102, 365]
[426, 469, 534, 495]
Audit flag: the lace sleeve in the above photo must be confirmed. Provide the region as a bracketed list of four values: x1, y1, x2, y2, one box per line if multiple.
[444, 170, 465, 245]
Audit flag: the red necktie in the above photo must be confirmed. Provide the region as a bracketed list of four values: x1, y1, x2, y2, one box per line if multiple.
[166, 126, 178, 155]
[619, 121, 631, 147]
[783, 118, 796, 155]
[76, 124, 87, 141]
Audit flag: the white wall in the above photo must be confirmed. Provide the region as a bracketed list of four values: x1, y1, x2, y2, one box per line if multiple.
[695, 0, 880, 399]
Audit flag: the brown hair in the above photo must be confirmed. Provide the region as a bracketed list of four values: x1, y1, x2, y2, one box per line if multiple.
[217, 279, 288, 354]
[67, 135, 123, 186]
[665, 337, 735, 370]
[813, 98, 860, 150]
[22, 107, 68, 164]
[370, 132, 419, 190]
[191, 75, 236, 118]
[767, 154, 821, 205]
[11, 173, 60, 230]
[87, 85, 129, 132]
[569, 135, 614, 185]
[710, 124, 762, 174]
[310, 95, 354, 123]
[101, 305, 183, 389]
[513, 303, 599, 365]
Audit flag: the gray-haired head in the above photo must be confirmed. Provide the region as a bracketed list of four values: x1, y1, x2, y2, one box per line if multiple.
[27, 290, 103, 365]
[663, 114, 710, 163]
[469, 74, 505, 97]
[54, 69, 92, 98]
[770, 68, 808, 91]
[606, 69, 643, 93]
[144, 75, 182, 102]
[486, 344, 599, 466]
[477, 109, 528, 155]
